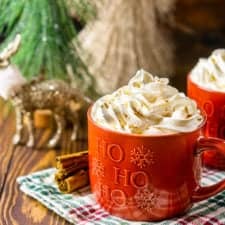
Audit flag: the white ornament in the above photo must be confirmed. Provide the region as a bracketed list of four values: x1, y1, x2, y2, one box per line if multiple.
[0, 34, 26, 100]
[0, 65, 26, 100]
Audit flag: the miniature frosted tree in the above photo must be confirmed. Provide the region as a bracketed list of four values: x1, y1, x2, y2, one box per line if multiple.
[78, 0, 175, 94]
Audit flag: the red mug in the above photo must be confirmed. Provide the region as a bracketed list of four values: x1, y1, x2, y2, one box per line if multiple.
[88, 108, 225, 221]
[187, 74, 225, 169]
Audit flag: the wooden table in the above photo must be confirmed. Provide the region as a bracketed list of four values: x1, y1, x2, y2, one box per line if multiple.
[0, 100, 87, 225]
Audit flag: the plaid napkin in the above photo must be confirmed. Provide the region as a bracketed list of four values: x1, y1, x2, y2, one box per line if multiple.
[17, 168, 225, 225]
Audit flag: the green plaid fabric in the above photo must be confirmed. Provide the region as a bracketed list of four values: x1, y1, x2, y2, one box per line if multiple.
[17, 168, 225, 225]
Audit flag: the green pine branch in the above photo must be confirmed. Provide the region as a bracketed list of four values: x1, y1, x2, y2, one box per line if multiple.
[0, 0, 99, 98]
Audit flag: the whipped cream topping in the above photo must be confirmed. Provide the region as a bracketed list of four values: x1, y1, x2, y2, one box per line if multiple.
[190, 49, 225, 92]
[92, 70, 203, 135]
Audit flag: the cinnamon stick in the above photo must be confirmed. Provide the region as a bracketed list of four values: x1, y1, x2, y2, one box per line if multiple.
[56, 150, 88, 170]
[55, 161, 88, 181]
[56, 169, 89, 193]
[55, 150, 89, 193]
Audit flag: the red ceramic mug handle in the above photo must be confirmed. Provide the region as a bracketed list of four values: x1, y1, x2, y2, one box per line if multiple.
[192, 137, 225, 202]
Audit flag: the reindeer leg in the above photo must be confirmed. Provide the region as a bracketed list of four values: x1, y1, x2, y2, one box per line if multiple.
[70, 112, 79, 141]
[13, 107, 23, 145]
[71, 123, 78, 141]
[26, 111, 35, 148]
[47, 113, 64, 148]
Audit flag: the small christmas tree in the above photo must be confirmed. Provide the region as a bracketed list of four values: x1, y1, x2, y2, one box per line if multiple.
[0, 0, 98, 97]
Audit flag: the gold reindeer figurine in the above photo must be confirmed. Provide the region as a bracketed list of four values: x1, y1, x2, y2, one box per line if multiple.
[0, 35, 91, 148]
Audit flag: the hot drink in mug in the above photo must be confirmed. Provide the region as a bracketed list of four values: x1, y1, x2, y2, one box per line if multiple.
[88, 70, 225, 221]
[188, 49, 225, 169]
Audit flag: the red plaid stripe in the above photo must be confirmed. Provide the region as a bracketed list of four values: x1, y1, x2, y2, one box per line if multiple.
[204, 215, 225, 225]
[69, 204, 110, 224]
[178, 214, 224, 225]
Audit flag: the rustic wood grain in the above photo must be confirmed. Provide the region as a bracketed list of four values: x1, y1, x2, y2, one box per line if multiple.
[0, 101, 88, 225]
[0, 101, 15, 195]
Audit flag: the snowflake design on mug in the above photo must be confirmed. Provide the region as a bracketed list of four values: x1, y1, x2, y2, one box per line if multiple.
[134, 186, 157, 213]
[130, 145, 154, 168]
[92, 158, 105, 178]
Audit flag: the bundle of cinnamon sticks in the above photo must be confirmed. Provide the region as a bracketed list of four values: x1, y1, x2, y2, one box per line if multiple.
[55, 150, 89, 193]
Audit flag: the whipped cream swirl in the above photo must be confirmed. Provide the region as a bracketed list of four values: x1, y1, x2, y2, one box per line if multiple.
[92, 70, 203, 135]
[191, 49, 225, 92]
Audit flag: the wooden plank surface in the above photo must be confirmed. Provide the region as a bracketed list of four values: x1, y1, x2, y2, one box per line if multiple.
[0, 101, 88, 225]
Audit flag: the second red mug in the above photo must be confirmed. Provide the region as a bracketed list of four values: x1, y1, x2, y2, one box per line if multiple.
[187, 74, 225, 169]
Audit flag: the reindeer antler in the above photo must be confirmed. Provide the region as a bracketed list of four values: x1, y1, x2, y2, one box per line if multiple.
[0, 34, 21, 68]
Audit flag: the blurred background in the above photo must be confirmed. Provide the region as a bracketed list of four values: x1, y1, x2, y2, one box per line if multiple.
[172, 0, 225, 91]
[0, 0, 225, 96]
